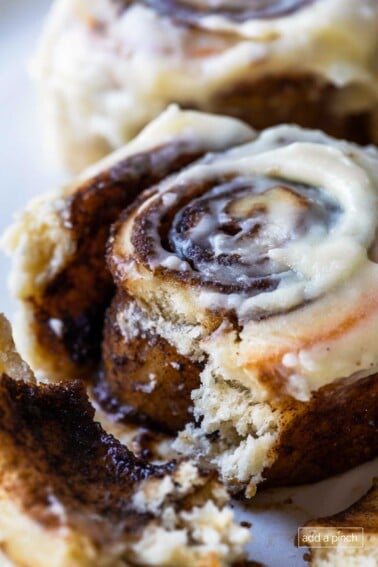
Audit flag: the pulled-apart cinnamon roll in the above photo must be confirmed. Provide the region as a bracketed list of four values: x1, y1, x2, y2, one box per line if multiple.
[34, 0, 378, 170]
[4, 108, 378, 493]
[0, 313, 251, 567]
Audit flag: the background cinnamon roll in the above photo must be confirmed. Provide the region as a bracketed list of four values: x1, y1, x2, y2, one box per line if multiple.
[5, 108, 378, 493]
[34, 0, 378, 170]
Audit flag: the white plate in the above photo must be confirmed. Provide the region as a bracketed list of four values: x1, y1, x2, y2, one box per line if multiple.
[0, 2, 377, 566]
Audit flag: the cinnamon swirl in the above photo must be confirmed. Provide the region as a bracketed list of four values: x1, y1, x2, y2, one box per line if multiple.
[34, 0, 378, 170]
[0, 313, 251, 567]
[4, 108, 378, 492]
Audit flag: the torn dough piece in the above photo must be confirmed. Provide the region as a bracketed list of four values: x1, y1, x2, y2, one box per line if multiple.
[0, 314, 250, 567]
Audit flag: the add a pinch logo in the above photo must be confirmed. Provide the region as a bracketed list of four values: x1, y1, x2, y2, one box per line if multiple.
[297, 527, 364, 549]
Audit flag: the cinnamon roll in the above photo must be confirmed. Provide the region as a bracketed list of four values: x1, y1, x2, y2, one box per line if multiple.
[105, 116, 378, 492]
[34, 0, 378, 170]
[300, 479, 378, 566]
[4, 108, 378, 493]
[0, 313, 251, 567]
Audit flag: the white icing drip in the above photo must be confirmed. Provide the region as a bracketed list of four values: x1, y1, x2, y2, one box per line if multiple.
[48, 318, 64, 338]
[161, 192, 177, 208]
[161, 255, 191, 272]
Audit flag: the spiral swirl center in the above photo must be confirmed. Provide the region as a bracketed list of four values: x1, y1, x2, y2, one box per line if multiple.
[168, 176, 340, 292]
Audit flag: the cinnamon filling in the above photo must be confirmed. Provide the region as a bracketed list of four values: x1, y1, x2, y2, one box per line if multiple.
[132, 173, 340, 300]
[32, 143, 204, 368]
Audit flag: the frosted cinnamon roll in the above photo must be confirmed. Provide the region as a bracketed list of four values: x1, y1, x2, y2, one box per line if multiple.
[0, 314, 251, 567]
[4, 108, 378, 492]
[105, 118, 378, 491]
[34, 0, 378, 170]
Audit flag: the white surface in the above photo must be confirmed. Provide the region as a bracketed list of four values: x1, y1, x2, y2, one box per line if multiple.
[0, 2, 377, 566]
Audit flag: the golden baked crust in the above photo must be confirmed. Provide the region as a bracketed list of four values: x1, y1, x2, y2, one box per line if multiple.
[301, 479, 378, 566]
[263, 374, 378, 487]
[100, 290, 202, 432]
[102, 291, 378, 488]
[107, 117, 378, 492]
[0, 376, 156, 543]
[0, 376, 251, 567]
[23, 144, 205, 378]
